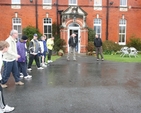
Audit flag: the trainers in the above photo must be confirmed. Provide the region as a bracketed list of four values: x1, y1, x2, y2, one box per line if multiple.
[37, 67, 44, 70]
[1, 84, 8, 88]
[50, 60, 53, 63]
[102, 59, 104, 61]
[24, 75, 32, 79]
[15, 81, 24, 85]
[27, 68, 32, 71]
[42, 63, 47, 67]
[20, 75, 24, 78]
[97, 59, 99, 61]
[67, 58, 70, 61]
[2, 105, 14, 112]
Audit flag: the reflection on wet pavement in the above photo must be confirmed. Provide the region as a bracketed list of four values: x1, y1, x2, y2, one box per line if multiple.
[3, 55, 141, 113]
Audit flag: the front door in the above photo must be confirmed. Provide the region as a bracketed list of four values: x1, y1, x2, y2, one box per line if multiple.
[68, 23, 80, 53]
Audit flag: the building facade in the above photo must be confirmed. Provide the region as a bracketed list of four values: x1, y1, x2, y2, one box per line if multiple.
[0, 0, 141, 53]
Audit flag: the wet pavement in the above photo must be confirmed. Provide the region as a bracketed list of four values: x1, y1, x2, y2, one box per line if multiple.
[3, 54, 141, 113]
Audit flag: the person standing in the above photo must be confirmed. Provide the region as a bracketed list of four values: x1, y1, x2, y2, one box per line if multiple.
[39, 35, 48, 67]
[17, 35, 32, 79]
[28, 34, 43, 70]
[67, 33, 78, 61]
[94, 34, 104, 61]
[1, 29, 24, 88]
[47, 36, 54, 63]
[0, 41, 15, 112]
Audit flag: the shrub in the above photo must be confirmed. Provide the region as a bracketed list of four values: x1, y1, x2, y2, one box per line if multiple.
[22, 25, 42, 41]
[103, 40, 121, 55]
[86, 41, 94, 52]
[54, 34, 66, 53]
[127, 35, 141, 51]
[88, 28, 95, 42]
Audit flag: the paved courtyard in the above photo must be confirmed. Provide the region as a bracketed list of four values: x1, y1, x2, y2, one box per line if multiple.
[3, 54, 141, 113]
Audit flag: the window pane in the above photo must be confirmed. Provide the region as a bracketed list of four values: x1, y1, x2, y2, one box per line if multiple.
[120, 0, 127, 6]
[43, 0, 51, 4]
[12, 0, 20, 4]
[69, 0, 77, 4]
[44, 26, 47, 33]
[94, 0, 102, 6]
[47, 26, 52, 33]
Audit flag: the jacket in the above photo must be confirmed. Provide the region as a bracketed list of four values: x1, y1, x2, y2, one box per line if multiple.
[29, 39, 41, 54]
[2, 36, 19, 61]
[17, 40, 26, 62]
[68, 36, 78, 47]
[94, 38, 102, 47]
[47, 38, 54, 50]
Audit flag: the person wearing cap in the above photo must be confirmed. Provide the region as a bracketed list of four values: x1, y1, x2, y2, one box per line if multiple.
[1, 29, 24, 88]
[28, 34, 43, 70]
[67, 33, 78, 61]
[47, 36, 54, 63]
[0, 41, 15, 113]
[17, 35, 32, 79]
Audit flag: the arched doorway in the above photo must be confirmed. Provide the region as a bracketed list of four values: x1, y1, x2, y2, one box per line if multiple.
[68, 23, 81, 53]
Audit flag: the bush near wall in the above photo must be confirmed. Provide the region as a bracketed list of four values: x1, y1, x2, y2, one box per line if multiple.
[102, 40, 121, 55]
[23, 25, 42, 41]
[127, 35, 141, 51]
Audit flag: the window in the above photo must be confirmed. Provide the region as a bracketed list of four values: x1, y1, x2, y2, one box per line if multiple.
[43, 0, 52, 9]
[94, 0, 102, 10]
[12, 0, 20, 4]
[12, 18, 22, 38]
[69, 0, 77, 5]
[120, 0, 127, 7]
[11, 0, 21, 9]
[43, 18, 52, 39]
[94, 18, 102, 38]
[43, 0, 52, 4]
[119, 19, 126, 45]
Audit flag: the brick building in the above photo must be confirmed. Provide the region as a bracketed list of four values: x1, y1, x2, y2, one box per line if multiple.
[0, 0, 141, 53]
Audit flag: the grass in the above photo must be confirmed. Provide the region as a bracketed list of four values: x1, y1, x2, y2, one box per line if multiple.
[104, 54, 141, 62]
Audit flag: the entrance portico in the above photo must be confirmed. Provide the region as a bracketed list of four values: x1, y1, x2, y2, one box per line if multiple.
[60, 6, 88, 53]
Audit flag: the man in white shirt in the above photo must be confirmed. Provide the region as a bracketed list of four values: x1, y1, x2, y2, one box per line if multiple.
[1, 29, 24, 88]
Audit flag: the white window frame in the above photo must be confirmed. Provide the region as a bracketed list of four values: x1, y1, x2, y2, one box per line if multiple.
[43, 0, 52, 9]
[119, 19, 127, 45]
[94, 18, 102, 38]
[94, 0, 102, 10]
[69, 0, 77, 6]
[120, 0, 128, 11]
[11, 0, 21, 9]
[43, 18, 52, 39]
[12, 18, 22, 39]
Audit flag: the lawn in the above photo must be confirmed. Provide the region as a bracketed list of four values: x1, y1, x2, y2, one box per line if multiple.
[103, 54, 141, 62]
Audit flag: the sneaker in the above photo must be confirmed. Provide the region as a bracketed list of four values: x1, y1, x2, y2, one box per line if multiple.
[73, 58, 76, 61]
[20, 75, 24, 78]
[1, 84, 8, 88]
[24, 75, 32, 79]
[45, 62, 48, 65]
[15, 81, 24, 85]
[97, 59, 99, 61]
[2, 105, 14, 112]
[37, 67, 44, 70]
[27, 68, 32, 71]
[67, 58, 70, 61]
[42, 63, 47, 67]
[0, 108, 4, 113]
[102, 59, 104, 61]
[50, 60, 53, 63]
